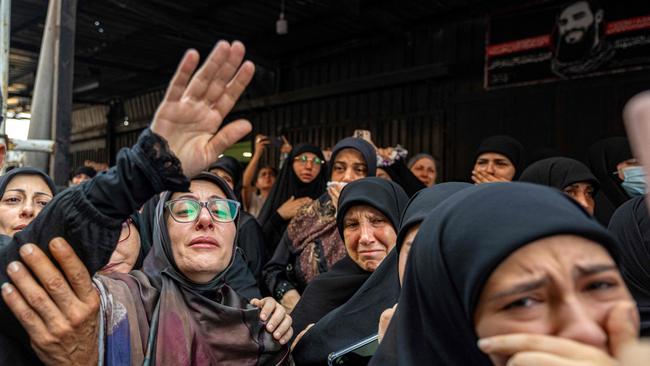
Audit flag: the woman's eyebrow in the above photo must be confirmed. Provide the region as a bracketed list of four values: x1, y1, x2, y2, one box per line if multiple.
[489, 277, 549, 301]
[574, 263, 618, 277]
[176, 193, 199, 200]
[5, 189, 26, 194]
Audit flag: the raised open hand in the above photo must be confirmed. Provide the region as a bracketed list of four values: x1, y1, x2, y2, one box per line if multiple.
[151, 40, 255, 177]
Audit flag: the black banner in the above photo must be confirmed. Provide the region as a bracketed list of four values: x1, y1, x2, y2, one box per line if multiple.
[485, 1, 650, 89]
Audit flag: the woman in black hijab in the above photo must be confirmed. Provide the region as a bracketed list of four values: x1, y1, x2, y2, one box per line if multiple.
[608, 196, 650, 337]
[587, 137, 639, 225]
[472, 135, 525, 184]
[371, 182, 637, 365]
[291, 182, 470, 366]
[257, 144, 328, 252]
[519, 157, 599, 215]
[290, 177, 408, 338]
[0, 167, 56, 239]
[210, 156, 268, 285]
[263, 137, 377, 312]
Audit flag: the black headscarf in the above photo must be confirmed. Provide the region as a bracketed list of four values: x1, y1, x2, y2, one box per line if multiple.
[209, 156, 243, 198]
[290, 178, 408, 338]
[257, 144, 327, 226]
[291, 182, 469, 366]
[608, 196, 650, 337]
[371, 182, 620, 365]
[0, 167, 56, 198]
[518, 157, 600, 194]
[587, 137, 632, 208]
[474, 135, 525, 179]
[330, 137, 377, 179]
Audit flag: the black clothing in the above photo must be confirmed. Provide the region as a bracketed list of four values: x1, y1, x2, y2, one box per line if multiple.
[0, 129, 189, 365]
[474, 135, 525, 179]
[209, 155, 243, 200]
[257, 144, 327, 252]
[380, 158, 425, 197]
[608, 196, 650, 337]
[587, 137, 633, 224]
[292, 182, 470, 366]
[291, 178, 408, 338]
[262, 138, 377, 299]
[518, 157, 599, 194]
[371, 182, 620, 365]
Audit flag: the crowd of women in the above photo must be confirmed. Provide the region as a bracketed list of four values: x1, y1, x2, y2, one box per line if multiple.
[0, 40, 650, 365]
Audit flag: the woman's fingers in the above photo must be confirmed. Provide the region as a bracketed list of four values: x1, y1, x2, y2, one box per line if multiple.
[606, 301, 640, 358]
[275, 315, 293, 344]
[478, 333, 611, 361]
[48, 238, 97, 305]
[6, 261, 66, 327]
[506, 351, 586, 366]
[183, 41, 230, 101]
[163, 49, 200, 102]
[207, 118, 252, 161]
[266, 299, 287, 333]
[1, 282, 48, 340]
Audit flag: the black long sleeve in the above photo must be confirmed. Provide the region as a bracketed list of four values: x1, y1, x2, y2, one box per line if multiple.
[0, 129, 189, 366]
[237, 212, 267, 285]
[262, 231, 297, 299]
[261, 211, 288, 254]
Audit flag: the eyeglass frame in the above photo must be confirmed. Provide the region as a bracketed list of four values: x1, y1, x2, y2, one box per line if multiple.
[164, 198, 241, 224]
[293, 155, 324, 165]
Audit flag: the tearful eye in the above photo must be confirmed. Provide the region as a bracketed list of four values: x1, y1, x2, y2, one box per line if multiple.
[585, 281, 616, 291]
[503, 297, 539, 311]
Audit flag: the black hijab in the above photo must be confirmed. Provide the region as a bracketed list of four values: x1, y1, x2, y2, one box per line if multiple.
[291, 182, 469, 366]
[608, 196, 650, 337]
[474, 135, 525, 179]
[330, 137, 377, 179]
[371, 182, 620, 365]
[587, 137, 632, 208]
[257, 144, 327, 226]
[0, 167, 56, 198]
[209, 155, 243, 198]
[518, 157, 599, 194]
[290, 178, 408, 338]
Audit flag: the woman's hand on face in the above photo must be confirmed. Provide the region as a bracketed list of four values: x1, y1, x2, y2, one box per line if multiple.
[477, 302, 639, 366]
[471, 170, 509, 185]
[327, 184, 344, 210]
[280, 289, 301, 313]
[2, 238, 100, 366]
[250, 297, 293, 345]
[277, 196, 312, 220]
[378, 304, 397, 344]
[150, 40, 255, 178]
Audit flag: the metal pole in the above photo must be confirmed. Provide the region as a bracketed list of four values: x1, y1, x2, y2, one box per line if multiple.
[50, 0, 77, 185]
[0, 0, 10, 137]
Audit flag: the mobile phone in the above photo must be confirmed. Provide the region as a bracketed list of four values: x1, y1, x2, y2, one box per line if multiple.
[353, 129, 372, 142]
[267, 136, 284, 148]
[327, 334, 379, 366]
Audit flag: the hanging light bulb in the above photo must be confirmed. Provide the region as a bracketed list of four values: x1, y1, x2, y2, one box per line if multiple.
[276, 0, 288, 35]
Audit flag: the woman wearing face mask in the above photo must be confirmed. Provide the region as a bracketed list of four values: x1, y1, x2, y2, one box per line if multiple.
[608, 196, 650, 337]
[291, 182, 470, 366]
[587, 137, 643, 225]
[471, 135, 525, 184]
[263, 137, 377, 313]
[371, 182, 639, 365]
[290, 178, 408, 339]
[0, 168, 56, 241]
[257, 144, 328, 253]
[519, 157, 600, 215]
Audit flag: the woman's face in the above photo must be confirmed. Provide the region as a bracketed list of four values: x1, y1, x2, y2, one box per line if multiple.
[474, 235, 635, 366]
[410, 158, 437, 187]
[563, 182, 596, 215]
[292, 152, 323, 184]
[99, 220, 141, 275]
[256, 167, 276, 190]
[0, 175, 53, 237]
[211, 168, 235, 191]
[342, 205, 397, 271]
[167, 180, 236, 283]
[474, 153, 516, 181]
[331, 148, 368, 183]
[376, 168, 392, 181]
[398, 224, 420, 285]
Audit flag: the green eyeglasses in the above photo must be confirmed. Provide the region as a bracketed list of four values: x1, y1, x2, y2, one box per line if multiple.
[165, 198, 240, 223]
[294, 155, 324, 165]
